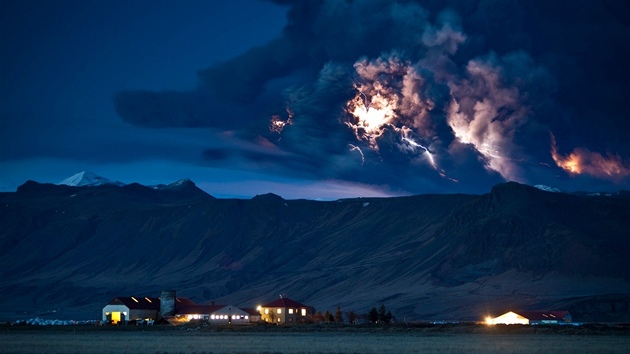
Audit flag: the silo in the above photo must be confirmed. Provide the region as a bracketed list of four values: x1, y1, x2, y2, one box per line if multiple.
[160, 290, 176, 319]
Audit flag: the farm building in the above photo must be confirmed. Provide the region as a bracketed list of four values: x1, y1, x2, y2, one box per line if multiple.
[102, 296, 159, 324]
[487, 311, 571, 325]
[102, 290, 257, 325]
[259, 296, 312, 324]
[101, 290, 194, 324]
[172, 303, 252, 324]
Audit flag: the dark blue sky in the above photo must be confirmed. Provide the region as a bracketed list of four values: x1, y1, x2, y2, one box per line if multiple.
[2, 0, 630, 198]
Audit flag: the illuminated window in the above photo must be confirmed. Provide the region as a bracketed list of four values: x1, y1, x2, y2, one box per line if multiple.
[277, 309, 282, 314]
[289, 309, 294, 314]
[245, 316, 248, 320]
[277, 318, 280, 322]
[211, 315, 215, 319]
[264, 309, 269, 314]
[301, 309, 306, 316]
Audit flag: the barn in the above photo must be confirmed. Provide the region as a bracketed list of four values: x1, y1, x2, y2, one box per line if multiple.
[102, 296, 159, 324]
[101, 290, 193, 324]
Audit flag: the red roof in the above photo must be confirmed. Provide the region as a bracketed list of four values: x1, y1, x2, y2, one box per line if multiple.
[516, 311, 570, 321]
[261, 297, 307, 308]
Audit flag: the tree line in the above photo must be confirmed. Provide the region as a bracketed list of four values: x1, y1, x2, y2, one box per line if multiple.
[311, 304, 393, 324]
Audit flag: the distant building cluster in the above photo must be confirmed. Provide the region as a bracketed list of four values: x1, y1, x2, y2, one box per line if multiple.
[102, 290, 312, 325]
[103, 290, 573, 326]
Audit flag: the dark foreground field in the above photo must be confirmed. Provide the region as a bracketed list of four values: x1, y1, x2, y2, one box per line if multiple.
[1, 324, 629, 354]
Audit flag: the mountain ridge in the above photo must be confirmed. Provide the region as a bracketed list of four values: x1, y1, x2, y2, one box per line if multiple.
[1, 179, 629, 322]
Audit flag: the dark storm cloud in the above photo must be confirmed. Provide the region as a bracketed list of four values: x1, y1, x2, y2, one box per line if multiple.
[115, 0, 630, 193]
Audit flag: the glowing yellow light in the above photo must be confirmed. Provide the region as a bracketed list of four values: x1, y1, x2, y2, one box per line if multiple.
[131, 296, 139, 303]
[485, 316, 494, 325]
[490, 311, 529, 325]
[111, 312, 121, 323]
[145, 297, 152, 303]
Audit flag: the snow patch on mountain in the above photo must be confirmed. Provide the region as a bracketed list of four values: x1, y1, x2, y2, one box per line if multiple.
[58, 171, 125, 187]
[150, 178, 195, 190]
[534, 185, 562, 193]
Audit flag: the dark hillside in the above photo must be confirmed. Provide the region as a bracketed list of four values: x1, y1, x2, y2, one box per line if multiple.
[431, 183, 630, 285]
[1, 181, 629, 321]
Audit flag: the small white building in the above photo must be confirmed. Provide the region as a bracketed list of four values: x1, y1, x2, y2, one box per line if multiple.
[102, 296, 160, 324]
[174, 303, 252, 324]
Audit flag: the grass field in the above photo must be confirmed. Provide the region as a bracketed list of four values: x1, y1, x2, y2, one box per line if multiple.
[1, 327, 629, 354]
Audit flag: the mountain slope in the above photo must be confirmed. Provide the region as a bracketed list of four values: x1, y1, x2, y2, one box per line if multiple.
[0, 181, 629, 322]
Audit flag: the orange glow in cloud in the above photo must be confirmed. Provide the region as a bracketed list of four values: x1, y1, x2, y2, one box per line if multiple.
[551, 134, 630, 180]
[270, 106, 294, 135]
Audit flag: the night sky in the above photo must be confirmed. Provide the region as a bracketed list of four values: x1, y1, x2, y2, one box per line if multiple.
[2, 0, 630, 199]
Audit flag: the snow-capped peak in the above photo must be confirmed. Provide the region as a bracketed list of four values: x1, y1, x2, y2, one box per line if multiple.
[534, 184, 562, 193]
[150, 178, 195, 190]
[58, 171, 124, 187]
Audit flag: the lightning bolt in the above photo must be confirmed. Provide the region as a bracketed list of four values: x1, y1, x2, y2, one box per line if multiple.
[402, 137, 437, 169]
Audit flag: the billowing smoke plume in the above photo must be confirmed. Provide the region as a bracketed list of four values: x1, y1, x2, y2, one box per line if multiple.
[114, 0, 630, 193]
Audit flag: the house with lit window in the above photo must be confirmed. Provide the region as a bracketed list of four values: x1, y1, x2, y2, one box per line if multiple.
[258, 296, 312, 324]
[486, 311, 571, 325]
